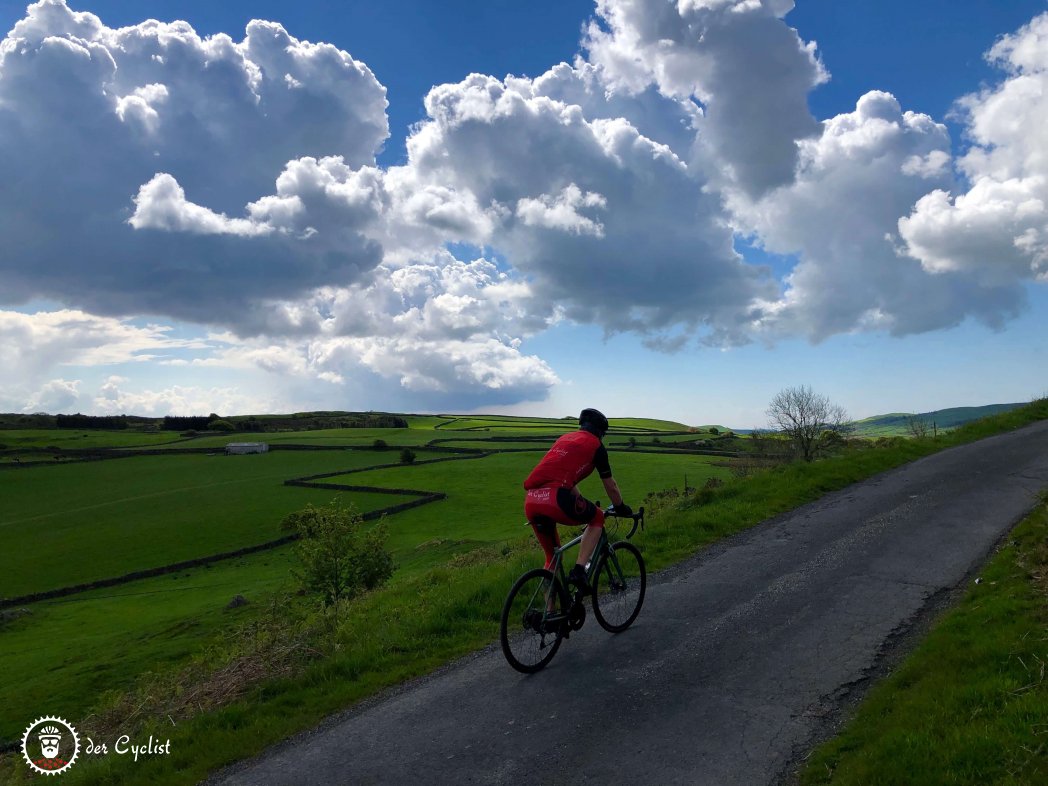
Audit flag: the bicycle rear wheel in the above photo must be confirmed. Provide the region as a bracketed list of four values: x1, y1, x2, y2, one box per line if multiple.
[500, 568, 570, 673]
[592, 541, 646, 632]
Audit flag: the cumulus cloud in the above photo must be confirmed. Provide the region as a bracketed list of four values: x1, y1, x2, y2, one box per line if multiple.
[736, 91, 1027, 338]
[0, 308, 228, 412]
[134, 253, 561, 403]
[91, 375, 274, 416]
[277, 255, 559, 398]
[0, 0, 388, 323]
[129, 174, 274, 236]
[516, 184, 608, 237]
[318, 256, 559, 398]
[23, 378, 80, 413]
[900, 12, 1048, 285]
[402, 71, 776, 344]
[0, 308, 209, 376]
[313, 336, 557, 401]
[584, 0, 825, 195]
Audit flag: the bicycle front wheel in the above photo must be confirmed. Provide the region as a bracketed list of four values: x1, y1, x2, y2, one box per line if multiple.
[592, 541, 646, 632]
[500, 568, 569, 673]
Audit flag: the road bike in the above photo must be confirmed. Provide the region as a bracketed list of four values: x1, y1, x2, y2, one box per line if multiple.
[500, 504, 646, 673]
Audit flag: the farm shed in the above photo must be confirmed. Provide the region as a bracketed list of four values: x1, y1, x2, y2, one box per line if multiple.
[225, 442, 269, 455]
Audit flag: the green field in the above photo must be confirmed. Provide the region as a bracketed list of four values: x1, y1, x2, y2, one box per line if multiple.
[0, 429, 187, 450]
[0, 449, 445, 599]
[0, 415, 711, 746]
[0, 548, 299, 744]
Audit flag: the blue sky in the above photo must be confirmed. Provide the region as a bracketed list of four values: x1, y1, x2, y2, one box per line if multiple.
[0, 0, 1046, 426]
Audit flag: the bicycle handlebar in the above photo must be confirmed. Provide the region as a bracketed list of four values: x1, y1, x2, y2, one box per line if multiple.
[596, 502, 645, 539]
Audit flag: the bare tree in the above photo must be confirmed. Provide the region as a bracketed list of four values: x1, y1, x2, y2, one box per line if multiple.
[905, 414, 929, 438]
[766, 385, 851, 462]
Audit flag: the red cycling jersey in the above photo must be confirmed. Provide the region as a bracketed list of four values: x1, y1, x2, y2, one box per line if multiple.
[523, 430, 612, 490]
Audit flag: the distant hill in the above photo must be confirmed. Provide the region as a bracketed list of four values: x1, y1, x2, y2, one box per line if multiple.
[851, 403, 1026, 437]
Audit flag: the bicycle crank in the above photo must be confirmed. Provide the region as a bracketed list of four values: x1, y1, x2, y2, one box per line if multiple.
[569, 600, 586, 631]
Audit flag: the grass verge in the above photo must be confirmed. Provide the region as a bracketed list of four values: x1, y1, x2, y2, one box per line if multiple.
[2, 398, 1046, 784]
[799, 495, 1048, 785]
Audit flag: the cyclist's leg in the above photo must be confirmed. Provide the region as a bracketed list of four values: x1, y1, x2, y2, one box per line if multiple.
[529, 516, 560, 570]
[525, 489, 562, 569]
[554, 488, 604, 569]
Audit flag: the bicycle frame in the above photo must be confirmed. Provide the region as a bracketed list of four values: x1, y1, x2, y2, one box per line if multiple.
[539, 524, 630, 619]
[547, 527, 602, 590]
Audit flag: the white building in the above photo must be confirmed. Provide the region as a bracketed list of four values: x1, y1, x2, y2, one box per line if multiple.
[225, 442, 269, 455]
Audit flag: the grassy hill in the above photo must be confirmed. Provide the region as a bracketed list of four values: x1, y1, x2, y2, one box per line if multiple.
[851, 403, 1025, 437]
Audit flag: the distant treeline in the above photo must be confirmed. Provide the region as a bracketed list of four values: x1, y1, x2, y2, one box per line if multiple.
[57, 414, 129, 429]
[162, 415, 216, 431]
[1, 411, 410, 433]
[235, 413, 408, 431]
[0, 413, 56, 429]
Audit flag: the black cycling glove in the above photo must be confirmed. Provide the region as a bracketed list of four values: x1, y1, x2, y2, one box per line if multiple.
[614, 503, 633, 517]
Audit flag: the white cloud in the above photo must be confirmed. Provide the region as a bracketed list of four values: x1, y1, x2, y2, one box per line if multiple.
[241, 255, 558, 400]
[0, 308, 237, 413]
[583, 0, 825, 195]
[899, 12, 1048, 285]
[23, 378, 80, 413]
[91, 375, 274, 416]
[131, 254, 562, 404]
[0, 309, 209, 375]
[0, 0, 388, 323]
[901, 178, 1048, 283]
[735, 91, 1009, 338]
[401, 71, 775, 345]
[314, 335, 557, 399]
[129, 173, 274, 236]
[516, 184, 607, 236]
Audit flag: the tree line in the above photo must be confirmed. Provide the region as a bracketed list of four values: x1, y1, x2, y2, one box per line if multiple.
[57, 414, 129, 430]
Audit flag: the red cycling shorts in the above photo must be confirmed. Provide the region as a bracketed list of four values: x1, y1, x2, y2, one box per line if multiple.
[524, 486, 605, 569]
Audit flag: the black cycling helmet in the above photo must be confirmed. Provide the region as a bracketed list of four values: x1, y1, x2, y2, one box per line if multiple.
[579, 408, 609, 438]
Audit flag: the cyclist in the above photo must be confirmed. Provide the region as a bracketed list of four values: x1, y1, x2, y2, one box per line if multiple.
[523, 408, 632, 592]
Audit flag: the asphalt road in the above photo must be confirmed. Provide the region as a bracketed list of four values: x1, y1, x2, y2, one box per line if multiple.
[213, 421, 1048, 786]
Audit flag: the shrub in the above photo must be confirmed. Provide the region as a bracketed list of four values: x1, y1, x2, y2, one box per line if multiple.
[709, 427, 719, 434]
[695, 484, 721, 505]
[627, 437, 637, 448]
[280, 502, 394, 607]
[373, 439, 388, 450]
[208, 419, 236, 432]
[400, 448, 416, 464]
[643, 487, 684, 518]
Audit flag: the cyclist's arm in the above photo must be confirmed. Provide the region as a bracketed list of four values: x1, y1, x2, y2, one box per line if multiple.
[601, 475, 624, 507]
[594, 443, 624, 506]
